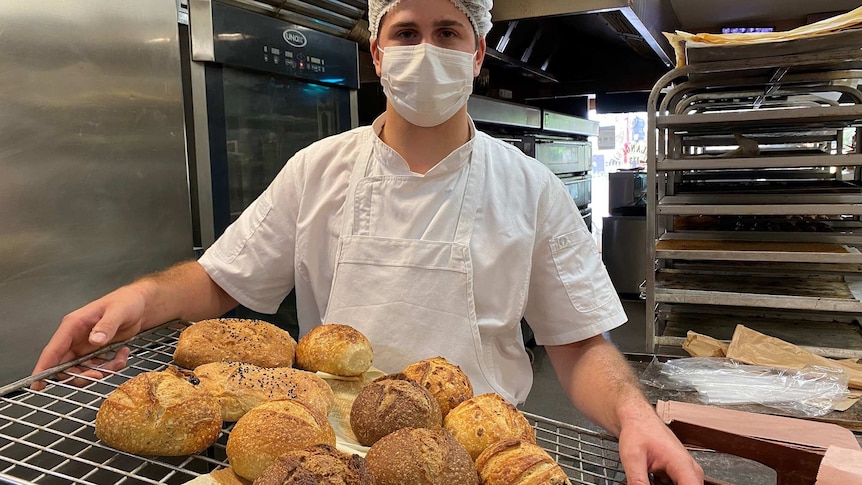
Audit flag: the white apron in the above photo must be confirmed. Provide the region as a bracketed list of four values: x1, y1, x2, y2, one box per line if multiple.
[323, 130, 514, 402]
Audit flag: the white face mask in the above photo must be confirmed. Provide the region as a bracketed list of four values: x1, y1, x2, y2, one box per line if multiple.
[379, 43, 476, 127]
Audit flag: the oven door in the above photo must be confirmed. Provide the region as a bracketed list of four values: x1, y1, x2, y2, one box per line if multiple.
[535, 141, 591, 175]
[559, 174, 592, 209]
[184, 0, 359, 249]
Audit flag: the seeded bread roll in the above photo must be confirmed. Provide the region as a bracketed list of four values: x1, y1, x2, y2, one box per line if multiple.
[402, 356, 474, 418]
[295, 324, 373, 377]
[443, 393, 536, 460]
[95, 366, 222, 456]
[174, 318, 297, 369]
[252, 444, 373, 485]
[349, 374, 441, 446]
[476, 439, 572, 485]
[193, 362, 335, 421]
[365, 427, 478, 485]
[226, 399, 336, 481]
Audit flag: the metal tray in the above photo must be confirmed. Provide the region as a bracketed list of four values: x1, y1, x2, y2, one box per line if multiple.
[0, 322, 626, 485]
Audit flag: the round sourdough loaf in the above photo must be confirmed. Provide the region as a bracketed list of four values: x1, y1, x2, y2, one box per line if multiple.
[476, 439, 572, 484]
[402, 356, 474, 418]
[226, 399, 336, 481]
[349, 374, 441, 446]
[95, 366, 222, 456]
[173, 318, 297, 369]
[443, 393, 536, 460]
[365, 427, 478, 485]
[193, 362, 334, 421]
[252, 444, 374, 485]
[294, 324, 373, 377]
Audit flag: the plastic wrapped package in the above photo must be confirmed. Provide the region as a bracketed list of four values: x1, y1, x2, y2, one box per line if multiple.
[640, 357, 850, 417]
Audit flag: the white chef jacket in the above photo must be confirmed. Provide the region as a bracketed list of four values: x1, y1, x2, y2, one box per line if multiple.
[198, 114, 626, 403]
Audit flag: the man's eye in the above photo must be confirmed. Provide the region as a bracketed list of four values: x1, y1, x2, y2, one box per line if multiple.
[395, 30, 417, 39]
[439, 29, 458, 39]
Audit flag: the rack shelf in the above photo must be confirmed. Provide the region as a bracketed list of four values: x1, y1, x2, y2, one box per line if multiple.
[645, 33, 862, 357]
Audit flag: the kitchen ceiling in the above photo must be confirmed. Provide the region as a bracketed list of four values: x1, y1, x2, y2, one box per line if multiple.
[669, 0, 862, 31]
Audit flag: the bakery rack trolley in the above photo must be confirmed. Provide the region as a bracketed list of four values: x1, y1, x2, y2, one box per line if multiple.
[645, 30, 862, 358]
[0, 321, 627, 485]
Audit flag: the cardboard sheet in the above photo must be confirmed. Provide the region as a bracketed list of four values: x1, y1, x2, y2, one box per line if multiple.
[656, 400, 861, 452]
[664, 6, 862, 66]
[815, 446, 862, 485]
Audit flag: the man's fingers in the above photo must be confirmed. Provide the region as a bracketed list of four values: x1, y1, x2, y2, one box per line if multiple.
[89, 311, 124, 346]
[619, 448, 651, 485]
[662, 456, 704, 485]
[30, 347, 131, 391]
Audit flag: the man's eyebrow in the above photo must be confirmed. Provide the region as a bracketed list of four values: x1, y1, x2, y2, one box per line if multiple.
[388, 19, 470, 29]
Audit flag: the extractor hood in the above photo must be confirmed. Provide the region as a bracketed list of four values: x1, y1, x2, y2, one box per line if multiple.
[483, 0, 679, 99]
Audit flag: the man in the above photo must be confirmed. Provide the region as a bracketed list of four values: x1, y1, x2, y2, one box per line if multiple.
[33, 0, 703, 483]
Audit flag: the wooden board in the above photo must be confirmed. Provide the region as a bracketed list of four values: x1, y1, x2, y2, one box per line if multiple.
[656, 271, 857, 300]
[656, 239, 851, 253]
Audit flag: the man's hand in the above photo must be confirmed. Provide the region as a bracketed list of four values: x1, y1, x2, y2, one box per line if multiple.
[31, 261, 239, 391]
[617, 405, 704, 485]
[545, 336, 704, 484]
[30, 284, 150, 390]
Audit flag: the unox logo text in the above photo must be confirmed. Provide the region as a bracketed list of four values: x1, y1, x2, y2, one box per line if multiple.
[283, 29, 307, 47]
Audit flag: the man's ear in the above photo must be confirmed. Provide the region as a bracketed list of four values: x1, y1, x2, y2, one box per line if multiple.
[371, 38, 382, 78]
[474, 36, 486, 77]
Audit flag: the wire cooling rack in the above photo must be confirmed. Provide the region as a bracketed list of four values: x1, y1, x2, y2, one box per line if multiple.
[0, 321, 626, 485]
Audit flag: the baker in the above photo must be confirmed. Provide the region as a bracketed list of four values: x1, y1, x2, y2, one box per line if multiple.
[33, 0, 703, 483]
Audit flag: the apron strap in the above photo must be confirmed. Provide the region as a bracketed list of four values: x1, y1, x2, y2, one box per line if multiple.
[341, 129, 375, 236]
[341, 126, 486, 246]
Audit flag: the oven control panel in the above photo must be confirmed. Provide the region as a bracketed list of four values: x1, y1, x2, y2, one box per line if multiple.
[207, 2, 359, 89]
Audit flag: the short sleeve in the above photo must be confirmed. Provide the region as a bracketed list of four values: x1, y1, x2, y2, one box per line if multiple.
[524, 179, 627, 345]
[198, 153, 302, 314]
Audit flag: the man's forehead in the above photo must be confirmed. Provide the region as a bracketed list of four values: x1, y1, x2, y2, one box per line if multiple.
[385, 17, 472, 30]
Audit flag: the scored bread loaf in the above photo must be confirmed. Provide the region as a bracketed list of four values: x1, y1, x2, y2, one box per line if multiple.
[349, 373, 442, 446]
[174, 318, 296, 369]
[193, 362, 334, 421]
[402, 356, 473, 418]
[365, 427, 478, 485]
[226, 399, 336, 481]
[475, 439, 572, 485]
[252, 444, 374, 485]
[443, 393, 536, 460]
[95, 366, 222, 456]
[294, 324, 372, 377]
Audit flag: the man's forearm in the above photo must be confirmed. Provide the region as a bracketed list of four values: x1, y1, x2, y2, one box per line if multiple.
[134, 260, 238, 329]
[545, 335, 653, 437]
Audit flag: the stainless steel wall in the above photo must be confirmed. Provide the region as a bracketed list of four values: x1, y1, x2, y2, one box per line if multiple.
[0, 1, 193, 385]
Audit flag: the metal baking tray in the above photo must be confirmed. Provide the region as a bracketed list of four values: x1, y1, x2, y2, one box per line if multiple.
[0, 321, 626, 485]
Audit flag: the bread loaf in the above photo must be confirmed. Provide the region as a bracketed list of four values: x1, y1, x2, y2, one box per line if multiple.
[226, 399, 336, 481]
[365, 427, 478, 485]
[349, 374, 441, 446]
[174, 318, 296, 369]
[443, 393, 536, 460]
[193, 362, 334, 421]
[475, 439, 572, 484]
[295, 324, 372, 377]
[252, 444, 373, 485]
[402, 356, 473, 418]
[95, 366, 221, 456]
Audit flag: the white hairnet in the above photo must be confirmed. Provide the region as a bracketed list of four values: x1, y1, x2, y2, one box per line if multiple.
[368, 0, 493, 39]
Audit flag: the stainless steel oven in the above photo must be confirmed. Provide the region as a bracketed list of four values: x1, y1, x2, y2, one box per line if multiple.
[182, 0, 359, 331]
[184, 0, 359, 250]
